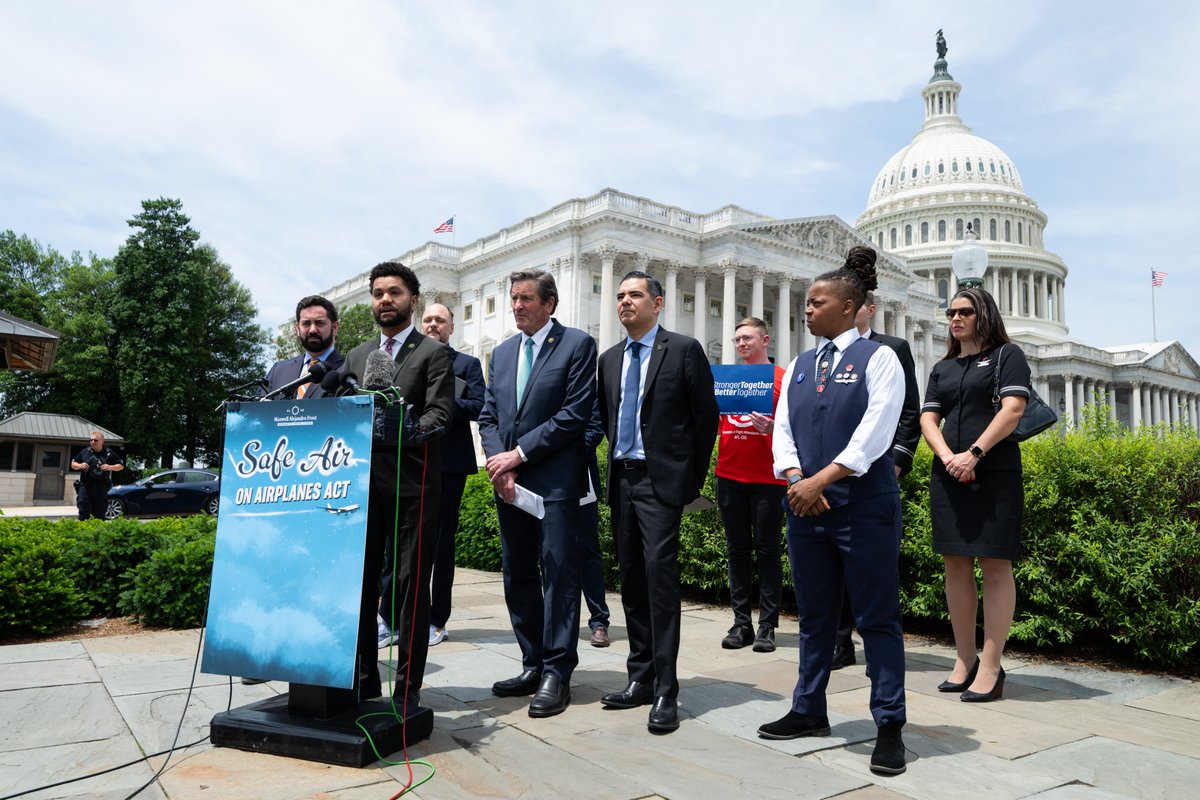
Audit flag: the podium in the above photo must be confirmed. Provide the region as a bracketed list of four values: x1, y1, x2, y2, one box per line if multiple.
[203, 396, 431, 766]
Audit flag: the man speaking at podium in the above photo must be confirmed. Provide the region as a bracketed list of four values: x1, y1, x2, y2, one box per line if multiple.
[341, 262, 455, 712]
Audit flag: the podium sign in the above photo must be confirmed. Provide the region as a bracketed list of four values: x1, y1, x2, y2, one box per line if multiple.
[201, 396, 373, 688]
[712, 364, 776, 415]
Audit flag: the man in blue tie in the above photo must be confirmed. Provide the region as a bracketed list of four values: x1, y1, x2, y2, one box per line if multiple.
[478, 269, 597, 718]
[597, 270, 719, 733]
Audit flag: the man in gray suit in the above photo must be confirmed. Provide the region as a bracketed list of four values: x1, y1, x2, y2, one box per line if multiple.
[478, 269, 597, 718]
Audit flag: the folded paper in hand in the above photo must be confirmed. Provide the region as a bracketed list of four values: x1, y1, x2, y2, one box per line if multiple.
[512, 483, 545, 519]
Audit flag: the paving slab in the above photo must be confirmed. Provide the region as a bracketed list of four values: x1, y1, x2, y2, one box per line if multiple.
[1008, 662, 1189, 704]
[0, 639, 89, 664]
[1126, 681, 1200, 721]
[0, 682, 130, 751]
[111, 681, 281, 753]
[0, 652, 100, 691]
[0, 735, 169, 800]
[1020, 736, 1200, 800]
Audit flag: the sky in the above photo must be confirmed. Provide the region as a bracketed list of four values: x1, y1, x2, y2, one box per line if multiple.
[2, 1, 1196, 358]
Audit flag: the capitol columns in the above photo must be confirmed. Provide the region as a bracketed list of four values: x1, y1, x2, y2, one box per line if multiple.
[719, 258, 740, 364]
[775, 275, 792, 366]
[1062, 373, 1076, 427]
[1130, 380, 1143, 429]
[663, 260, 682, 332]
[892, 302, 908, 342]
[693, 267, 708, 346]
[595, 243, 620, 351]
[750, 267, 766, 321]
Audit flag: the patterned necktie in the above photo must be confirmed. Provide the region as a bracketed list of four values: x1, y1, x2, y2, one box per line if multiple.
[615, 341, 643, 455]
[815, 341, 837, 394]
[384, 337, 397, 357]
[296, 356, 319, 398]
[515, 337, 534, 408]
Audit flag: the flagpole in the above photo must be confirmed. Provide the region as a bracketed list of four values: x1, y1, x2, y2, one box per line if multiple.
[1151, 278, 1157, 342]
[452, 213, 456, 247]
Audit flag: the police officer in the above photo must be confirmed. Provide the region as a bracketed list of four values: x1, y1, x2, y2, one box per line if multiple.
[71, 431, 124, 520]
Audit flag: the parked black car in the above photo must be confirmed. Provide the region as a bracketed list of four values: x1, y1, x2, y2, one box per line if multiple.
[106, 468, 220, 520]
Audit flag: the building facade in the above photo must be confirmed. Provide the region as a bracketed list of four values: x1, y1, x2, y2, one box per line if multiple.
[317, 44, 1200, 433]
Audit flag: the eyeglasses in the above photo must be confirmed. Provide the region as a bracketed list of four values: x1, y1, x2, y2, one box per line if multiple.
[945, 307, 977, 320]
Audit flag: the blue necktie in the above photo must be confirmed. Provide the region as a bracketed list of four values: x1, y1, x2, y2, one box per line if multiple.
[516, 337, 534, 408]
[815, 341, 837, 394]
[616, 341, 643, 456]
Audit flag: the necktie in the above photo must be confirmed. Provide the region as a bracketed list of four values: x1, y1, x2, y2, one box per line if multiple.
[296, 356, 319, 398]
[384, 337, 397, 357]
[815, 341, 837, 394]
[615, 341, 643, 456]
[515, 337, 534, 408]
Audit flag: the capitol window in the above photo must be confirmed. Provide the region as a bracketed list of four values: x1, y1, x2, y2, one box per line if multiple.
[921, 221, 929, 243]
[905, 224, 912, 246]
[592, 274, 603, 295]
[709, 299, 722, 318]
[989, 219, 997, 240]
[952, 160, 959, 173]
[978, 160, 985, 172]
[974, 217, 982, 236]
[912, 167, 918, 179]
[938, 162, 945, 174]
[682, 293, 694, 313]
[486, 296, 496, 315]
[900, 169, 906, 183]
[924, 163, 931, 177]
[1005, 220, 1012, 242]
[938, 220, 947, 241]
[463, 304, 473, 322]
[890, 228, 898, 248]
[990, 162, 996, 174]
[955, 218, 964, 239]
[966, 160, 973, 172]
[1018, 222, 1023, 244]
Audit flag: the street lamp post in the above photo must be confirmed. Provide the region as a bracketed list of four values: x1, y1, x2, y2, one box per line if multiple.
[951, 223, 988, 289]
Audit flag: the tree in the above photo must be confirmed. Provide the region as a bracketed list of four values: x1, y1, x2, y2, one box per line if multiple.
[0, 230, 67, 324]
[111, 198, 267, 467]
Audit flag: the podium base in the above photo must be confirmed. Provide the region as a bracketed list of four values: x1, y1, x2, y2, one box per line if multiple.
[210, 692, 433, 767]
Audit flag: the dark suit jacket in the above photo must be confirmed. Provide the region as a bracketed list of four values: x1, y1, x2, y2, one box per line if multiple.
[441, 346, 485, 474]
[598, 327, 719, 507]
[868, 329, 921, 476]
[478, 320, 597, 503]
[264, 349, 345, 399]
[342, 330, 455, 496]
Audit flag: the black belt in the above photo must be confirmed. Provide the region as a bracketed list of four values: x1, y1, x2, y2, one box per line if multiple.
[614, 459, 647, 471]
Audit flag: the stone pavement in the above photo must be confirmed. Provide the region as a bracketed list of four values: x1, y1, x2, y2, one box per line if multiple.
[3, 567, 1200, 799]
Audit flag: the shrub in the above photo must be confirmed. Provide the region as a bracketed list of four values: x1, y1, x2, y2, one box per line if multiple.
[457, 471, 502, 572]
[0, 519, 88, 636]
[60, 518, 166, 615]
[119, 518, 216, 627]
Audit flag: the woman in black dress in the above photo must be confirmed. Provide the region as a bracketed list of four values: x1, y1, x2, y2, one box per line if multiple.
[920, 287, 1028, 702]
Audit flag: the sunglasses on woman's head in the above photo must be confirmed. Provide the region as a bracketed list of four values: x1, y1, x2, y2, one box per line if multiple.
[945, 307, 976, 319]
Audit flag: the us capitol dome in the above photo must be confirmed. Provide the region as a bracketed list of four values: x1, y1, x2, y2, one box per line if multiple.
[856, 38, 1068, 344]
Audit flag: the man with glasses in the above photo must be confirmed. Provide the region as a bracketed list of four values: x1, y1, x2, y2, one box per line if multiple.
[71, 431, 123, 520]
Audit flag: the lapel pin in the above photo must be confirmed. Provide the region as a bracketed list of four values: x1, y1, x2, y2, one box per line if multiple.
[796, 372, 806, 383]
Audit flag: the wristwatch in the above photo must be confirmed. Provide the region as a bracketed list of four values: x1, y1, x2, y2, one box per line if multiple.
[968, 444, 986, 459]
[786, 472, 803, 486]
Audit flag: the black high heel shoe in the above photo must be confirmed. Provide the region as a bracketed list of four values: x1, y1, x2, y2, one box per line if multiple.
[937, 657, 980, 693]
[961, 666, 1005, 703]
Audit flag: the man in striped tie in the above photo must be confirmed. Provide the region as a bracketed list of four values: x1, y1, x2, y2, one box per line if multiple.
[262, 295, 346, 399]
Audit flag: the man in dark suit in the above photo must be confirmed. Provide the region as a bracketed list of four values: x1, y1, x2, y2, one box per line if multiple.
[341, 262, 454, 713]
[597, 270, 718, 733]
[420, 301, 485, 647]
[478, 269, 597, 718]
[264, 295, 346, 399]
[830, 292, 922, 669]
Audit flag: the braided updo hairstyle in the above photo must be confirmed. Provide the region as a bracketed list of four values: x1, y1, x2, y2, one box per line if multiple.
[813, 245, 879, 312]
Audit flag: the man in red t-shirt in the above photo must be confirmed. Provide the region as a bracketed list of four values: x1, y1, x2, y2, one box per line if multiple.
[715, 318, 786, 652]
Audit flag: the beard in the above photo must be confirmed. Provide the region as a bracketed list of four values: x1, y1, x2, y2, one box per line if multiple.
[373, 304, 411, 330]
[301, 331, 334, 355]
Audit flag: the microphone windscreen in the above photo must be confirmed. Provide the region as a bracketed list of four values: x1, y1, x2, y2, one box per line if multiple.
[320, 370, 342, 393]
[364, 348, 394, 390]
[308, 360, 331, 383]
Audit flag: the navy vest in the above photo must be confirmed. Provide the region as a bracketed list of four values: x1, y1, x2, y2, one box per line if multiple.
[787, 336, 897, 509]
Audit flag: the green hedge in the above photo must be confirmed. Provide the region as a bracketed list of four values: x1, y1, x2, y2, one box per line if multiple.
[459, 415, 1200, 666]
[0, 515, 216, 638]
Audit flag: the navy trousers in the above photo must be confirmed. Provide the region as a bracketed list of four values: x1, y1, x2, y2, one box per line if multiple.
[786, 492, 906, 727]
[497, 498, 582, 682]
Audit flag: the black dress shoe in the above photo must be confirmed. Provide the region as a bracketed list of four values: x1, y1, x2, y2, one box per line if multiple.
[870, 722, 907, 775]
[528, 674, 571, 717]
[647, 696, 679, 733]
[757, 710, 831, 740]
[938, 657, 981, 692]
[492, 669, 542, 697]
[961, 666, 1005, 702]
[721, 624, 754, 649]
[601, 681, 654, 709]
[831, 636, 856, 670]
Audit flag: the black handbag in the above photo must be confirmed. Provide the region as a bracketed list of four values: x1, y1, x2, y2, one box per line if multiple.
[992, 345, 1058, 442]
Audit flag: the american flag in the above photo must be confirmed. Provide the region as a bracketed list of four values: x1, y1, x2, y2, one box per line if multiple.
[433, 216, 454, 234]
[1151, 270, 1167, 287]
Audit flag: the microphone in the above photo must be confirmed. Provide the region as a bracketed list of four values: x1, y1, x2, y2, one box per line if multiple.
[340, 371, 361, 395]
[364, 348, 394, 390]
[319, 370, 343, 396]
[262, 359, 331, 400]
